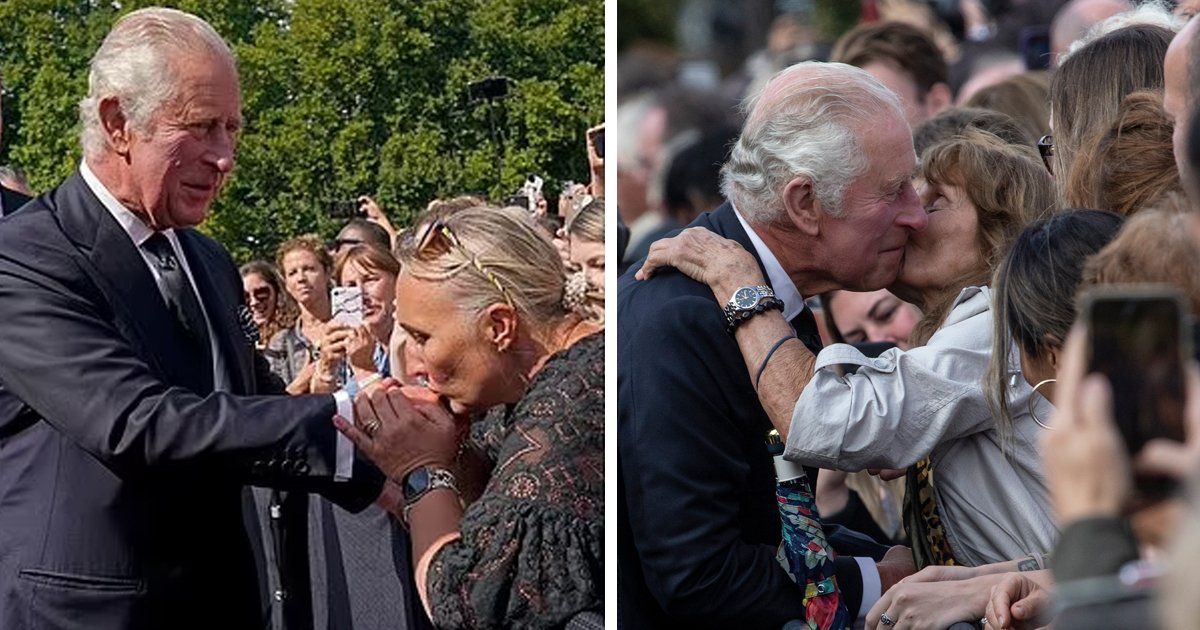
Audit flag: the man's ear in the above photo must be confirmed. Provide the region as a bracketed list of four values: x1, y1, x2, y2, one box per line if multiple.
[922, 82, 953, 119]
[482, 302, 519, 354]
[98, 97, 132, 156]
[782, 176, 821, 236]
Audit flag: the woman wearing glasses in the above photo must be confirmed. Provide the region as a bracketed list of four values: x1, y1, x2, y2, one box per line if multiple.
[339, 206, 604, 628]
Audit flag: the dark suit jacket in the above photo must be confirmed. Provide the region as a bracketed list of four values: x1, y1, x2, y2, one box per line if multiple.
[0, 184, 31, 216]
[0, 172, 383, 630]
[618, 203, 886, 629]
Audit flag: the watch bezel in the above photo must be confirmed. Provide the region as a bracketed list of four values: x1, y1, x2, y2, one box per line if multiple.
[733, 286, 760, 309]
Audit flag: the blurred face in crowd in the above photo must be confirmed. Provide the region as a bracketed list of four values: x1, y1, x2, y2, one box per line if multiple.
[281, 248, 329, 310]
[814, 114, 927, 291]
[340, 261, 396, 335]
[115, 51, 241, 229]
[860, 61, 944, 127]
[241, 271, 277, 327]
[828, 289, 920, 350]
[393, 271, 512, 414]
[897, 179, 984, 301]
[1163, 17, 1199, 200]
[569, 236, 605, 293]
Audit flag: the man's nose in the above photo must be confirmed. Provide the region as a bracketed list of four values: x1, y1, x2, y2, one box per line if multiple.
[896, 185, 928, 231]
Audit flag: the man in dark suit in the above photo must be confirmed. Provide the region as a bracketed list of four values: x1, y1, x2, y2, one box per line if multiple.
[0, 70, 32, 215]
[0, 9, 386, 629]
[618, 62, 928, 628]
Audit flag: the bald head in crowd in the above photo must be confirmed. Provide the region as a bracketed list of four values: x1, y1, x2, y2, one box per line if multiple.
[1052, 0, 1132, 63]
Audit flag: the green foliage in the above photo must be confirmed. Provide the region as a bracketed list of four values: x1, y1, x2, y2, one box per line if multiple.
[0, 0, 603, 263]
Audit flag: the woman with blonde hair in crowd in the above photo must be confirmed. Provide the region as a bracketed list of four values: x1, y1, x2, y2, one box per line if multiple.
[338, 206, 604, 628]
[240, 260, 296, 351]
[565, 196, 605, 324]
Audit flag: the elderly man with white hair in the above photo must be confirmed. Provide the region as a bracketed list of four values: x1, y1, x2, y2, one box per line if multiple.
[618, 61, 924, 628]
[0, 8, 388, 629]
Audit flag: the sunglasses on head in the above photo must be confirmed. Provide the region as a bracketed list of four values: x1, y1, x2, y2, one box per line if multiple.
[402, 220, 516, 308]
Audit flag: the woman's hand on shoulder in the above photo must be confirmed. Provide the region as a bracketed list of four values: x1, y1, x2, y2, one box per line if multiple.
[634, 227, 764, 300]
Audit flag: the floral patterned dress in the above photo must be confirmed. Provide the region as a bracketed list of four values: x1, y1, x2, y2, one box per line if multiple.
[426, 332, 604, 629]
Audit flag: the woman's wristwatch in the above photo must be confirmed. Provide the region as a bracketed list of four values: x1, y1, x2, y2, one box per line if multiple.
[400, 466, 460, 526]
[722, 285, 784, 333]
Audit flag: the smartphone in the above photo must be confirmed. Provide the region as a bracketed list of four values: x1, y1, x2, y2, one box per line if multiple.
[593, 129, 605, 159]
[331, 286, 364, 327]
[1082, 285, 1190, 504]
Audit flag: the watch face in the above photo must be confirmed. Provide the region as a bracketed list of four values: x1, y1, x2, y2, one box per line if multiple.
[404, 467, 430, 499]
[734, 287, 759, 309]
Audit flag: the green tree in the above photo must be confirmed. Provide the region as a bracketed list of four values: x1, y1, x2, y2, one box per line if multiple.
[0, 0, 603, 263]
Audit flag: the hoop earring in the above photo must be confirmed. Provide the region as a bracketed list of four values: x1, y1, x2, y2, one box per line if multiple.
[1028, 379, 1056, 430]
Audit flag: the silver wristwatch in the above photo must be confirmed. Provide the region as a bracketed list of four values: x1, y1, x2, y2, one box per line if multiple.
[722, 285, 783, 333]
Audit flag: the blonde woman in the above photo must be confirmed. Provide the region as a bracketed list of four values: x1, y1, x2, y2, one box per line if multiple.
[339, 207, 604, 628]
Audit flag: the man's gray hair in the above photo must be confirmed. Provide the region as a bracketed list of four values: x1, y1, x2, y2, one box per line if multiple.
[79, 7, 233, 159]
[720, 62, 904, 223]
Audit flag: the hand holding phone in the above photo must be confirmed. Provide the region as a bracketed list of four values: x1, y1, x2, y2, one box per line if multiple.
[1082, 286, 1191, 505]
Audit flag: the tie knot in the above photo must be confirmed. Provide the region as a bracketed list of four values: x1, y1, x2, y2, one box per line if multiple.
[144, 233, 177, 270]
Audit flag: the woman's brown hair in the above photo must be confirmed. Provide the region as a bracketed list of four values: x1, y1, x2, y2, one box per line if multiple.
[1063, 91, 1181, 216]
[911, 128, 1055, 345]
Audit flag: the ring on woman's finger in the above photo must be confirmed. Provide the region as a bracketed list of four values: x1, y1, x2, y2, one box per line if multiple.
[362, 418, 381, 437]
[879, 612, 896, 627]
[980, 617, 989, 627]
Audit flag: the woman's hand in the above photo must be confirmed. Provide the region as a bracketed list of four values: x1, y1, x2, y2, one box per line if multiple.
[337, 380, 467, 481]
[586, 123, 604, 197]
[984, 572, 1052, 629]
[867, 570, 1006, 630]
[634, 227, 765, 301]
[316, 321, 353, 367]
[1041, 326, 1131, 525]
[346, 324, 377, 374]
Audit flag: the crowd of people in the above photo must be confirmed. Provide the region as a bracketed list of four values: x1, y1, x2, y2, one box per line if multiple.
[0, 6, 605, 630]
[619, 0, 1200, 628]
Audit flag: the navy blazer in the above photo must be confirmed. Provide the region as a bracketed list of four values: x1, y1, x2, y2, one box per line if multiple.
[0, 173, 383, 630]
[618, 202, 887, 628]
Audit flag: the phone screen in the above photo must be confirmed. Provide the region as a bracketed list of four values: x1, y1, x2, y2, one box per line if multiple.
[331, 286, 364, 327]
[1086, 289, 1188, 503]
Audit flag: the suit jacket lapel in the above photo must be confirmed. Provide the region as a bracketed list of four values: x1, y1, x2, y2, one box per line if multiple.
[54, 173, 207, 390]
[697, 202, 774, 301]
[177, 231, 253, 394]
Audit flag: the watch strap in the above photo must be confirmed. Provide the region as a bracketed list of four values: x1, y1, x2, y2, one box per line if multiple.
[725, 296, 784, 333]
[401, 466, 460, 526]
